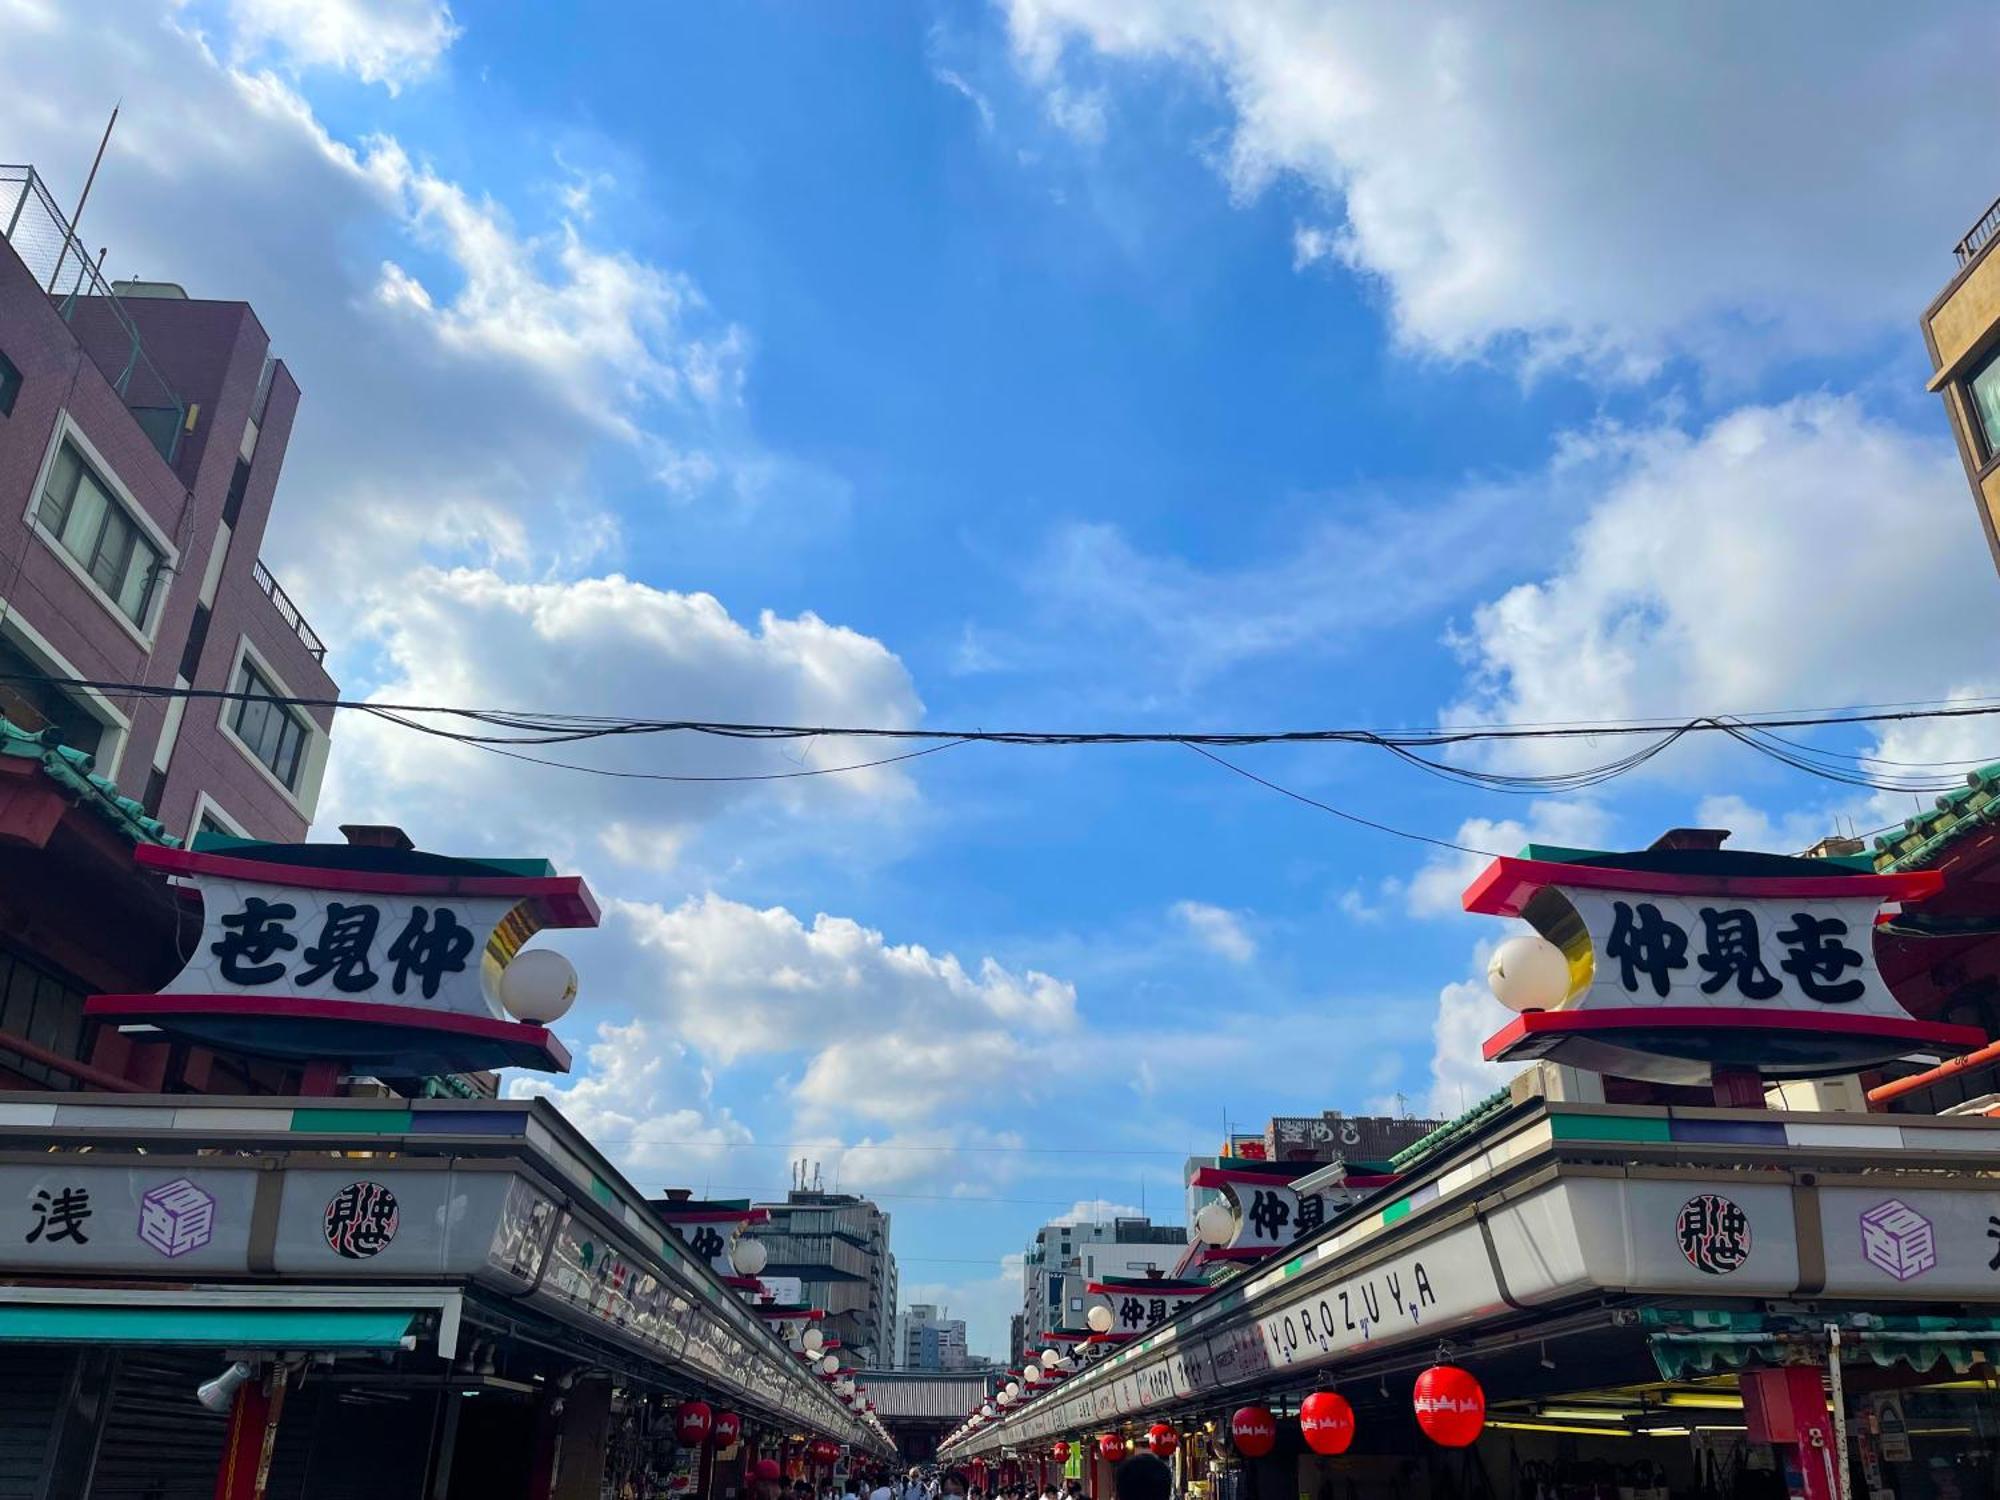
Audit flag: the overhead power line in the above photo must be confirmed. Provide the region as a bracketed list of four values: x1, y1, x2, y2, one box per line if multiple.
[6, 673, 1995, 809]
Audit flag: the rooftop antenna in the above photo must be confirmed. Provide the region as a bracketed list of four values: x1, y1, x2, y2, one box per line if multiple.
[53, 103, 118, 295]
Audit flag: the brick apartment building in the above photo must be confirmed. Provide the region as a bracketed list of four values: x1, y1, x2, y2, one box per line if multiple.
[0, 162, 338, 1094]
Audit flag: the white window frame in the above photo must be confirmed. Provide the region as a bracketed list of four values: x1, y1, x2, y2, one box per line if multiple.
[22, 412, 179, 650]
[0, 592, 132, 780]
[215, 635, 329, 819]
[188, 790, 250, 841]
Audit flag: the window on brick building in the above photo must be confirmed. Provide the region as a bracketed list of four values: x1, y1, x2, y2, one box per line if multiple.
[36, 438, 165, 627]
[228, 658, 309, 790]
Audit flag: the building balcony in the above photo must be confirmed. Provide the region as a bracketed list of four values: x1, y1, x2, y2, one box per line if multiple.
[252, 559, 327, 664]
[1955, 193, 2000, 268]
[0, 166, 187, 464]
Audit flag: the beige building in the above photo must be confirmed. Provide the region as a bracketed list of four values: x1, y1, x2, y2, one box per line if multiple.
[1923, 195, 2000, 569]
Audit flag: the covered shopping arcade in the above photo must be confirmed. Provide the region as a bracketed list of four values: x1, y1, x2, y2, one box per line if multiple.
[940, 1091, 2000, 1498]
[0, 1094, 892, 1498]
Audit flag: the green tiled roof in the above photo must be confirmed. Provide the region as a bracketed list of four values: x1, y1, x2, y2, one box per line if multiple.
[0, 716, 178, 847]
[1874, 762, 2000, 873]
[1387, 1086, 1511, 1170]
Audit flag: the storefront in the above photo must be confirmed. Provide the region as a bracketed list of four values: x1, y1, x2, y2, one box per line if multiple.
[0, 1093, 891, 1498]
[941, 834, 2000, 1499]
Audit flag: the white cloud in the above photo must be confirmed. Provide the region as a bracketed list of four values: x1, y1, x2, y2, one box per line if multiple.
[935, 67, 999, 134]
[1170, 899, 1255, 962]
[1425, 946, 1519, 1117]
[509, 1018, 753, 1179]
[1404, 800, 1614, 918]
[1447, 398, 2000, 769]
[317, 569, 923, 869]
[603, 893, 1075, 1066]
[1004, 0, 2000, 372]
[1053, 1197, 1142, 1225]
[226, 0, 459, 91]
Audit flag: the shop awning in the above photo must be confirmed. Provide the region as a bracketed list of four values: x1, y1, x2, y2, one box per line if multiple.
[1643, 1308, 2000, 1380]
[0, 1305, 420, 1348]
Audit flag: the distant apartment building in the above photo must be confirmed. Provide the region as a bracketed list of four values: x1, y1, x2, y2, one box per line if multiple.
[1923, 191, 2000, 574]
[1020, 1213, 1187, 1346]
[754, 1186, 896, 1365]
[0, 165, 336, 843]
[894, 1303, 968, 1372]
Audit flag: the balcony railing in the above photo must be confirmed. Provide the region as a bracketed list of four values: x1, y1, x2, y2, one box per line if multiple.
[1954, 193, 2000, 267]
[0, 165, 187, 462]
[252, 558, 327, 663]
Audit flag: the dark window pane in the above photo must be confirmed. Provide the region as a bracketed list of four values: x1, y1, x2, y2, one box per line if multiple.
[0, 348, 20, 417]
[1972, 346, 2000, 461]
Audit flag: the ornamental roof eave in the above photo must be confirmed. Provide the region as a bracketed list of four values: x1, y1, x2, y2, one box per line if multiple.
[1875, 761, 2000, 874]
[0, 715, 178, 847]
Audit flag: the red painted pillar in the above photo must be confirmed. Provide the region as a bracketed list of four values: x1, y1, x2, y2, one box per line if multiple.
[1741, 1367, 1839, 1500]
[214, 1372, 285, 1500]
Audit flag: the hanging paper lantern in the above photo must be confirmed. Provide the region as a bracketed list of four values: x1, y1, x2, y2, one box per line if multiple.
[1051, 1441, 1070, 1464]
[1099, 1433, 1128, 1462]
[1412, 1366, 1485, 1448]
[1298, 1392, 1354, 1456]
[1230, 1406, 1276, 1459]
[1146, 1424, 1178, 1457]
[712, 1411, 742, 1448]
[676, 1401, 713, 1446]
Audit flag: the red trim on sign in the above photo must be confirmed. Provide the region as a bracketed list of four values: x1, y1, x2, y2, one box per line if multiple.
[1461, 855, 1944, 918]
[1084, 1280, 1208, 1297]
[85, 992, 572, 1068]
[1195, 1245, 1278, 1263]
[132, 845, 601, 927]
[658, 1208, 765, 1224]
[1190, 1164, 1298, 1188]
[1479, 1006, 1984, 1061]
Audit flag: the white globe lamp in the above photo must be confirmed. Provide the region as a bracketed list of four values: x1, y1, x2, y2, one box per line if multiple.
[1487, 933, 1572, 1013]
[1086, 1303, 1114, 1335]
[730, 1236, 769, 1277]
[1006, 1381, 1021, 1399]
[1024, 1367, 1041, 1386]
[802, 1327, 824, 1353]
[498, 948, 579, 1023]
[820, 1354, 840, 1375]
[1040, 1349, 1061, 1369]
[1193, 1198, 1235, 1247]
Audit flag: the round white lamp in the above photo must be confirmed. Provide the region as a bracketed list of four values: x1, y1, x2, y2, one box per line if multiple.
[1086, 1304, 1114, 1335]
[1193, 1198, 1235, 1247]
[820, 1354, 840, 1375]
[1024, 1367, 1041, 1385]
[731, 1236, 769, 1277]
[802, 1327, 824, 1353]
[499, 948, 579, 1023]
[1487, 933, 1572, 1012]
[1040, 1349, 1061, 1369]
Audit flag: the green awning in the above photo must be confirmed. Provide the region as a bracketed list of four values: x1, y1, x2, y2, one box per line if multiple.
[1643, 1308, 2000, 1380]
[0, 1305, 418, 1349]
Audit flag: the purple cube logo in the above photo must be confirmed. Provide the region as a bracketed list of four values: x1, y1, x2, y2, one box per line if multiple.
[1859, 1199, 1935, 1282]
[138, 1178, 216, 1259]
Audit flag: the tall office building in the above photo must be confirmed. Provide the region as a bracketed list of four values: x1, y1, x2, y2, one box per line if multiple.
[1924, 192, 2000, 573]
[894, 1303, 968, 1372]
[1019, 1214, 1187, 1348]
[754, 1184, 896, 1365]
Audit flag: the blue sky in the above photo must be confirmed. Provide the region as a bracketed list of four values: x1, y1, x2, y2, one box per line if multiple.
[8, 0, 2000, 1355]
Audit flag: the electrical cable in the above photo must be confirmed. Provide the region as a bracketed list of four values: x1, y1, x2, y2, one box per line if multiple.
[3, 672, 1995, 803]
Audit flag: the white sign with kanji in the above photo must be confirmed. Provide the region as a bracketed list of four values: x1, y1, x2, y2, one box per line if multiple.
[1564, 889, 1909, 1024]
[163, 876, 520, 1021]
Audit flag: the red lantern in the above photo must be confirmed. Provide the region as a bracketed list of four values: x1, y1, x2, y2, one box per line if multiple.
[1146, 1424, 1178, 1458]
[1051, 1441, 1070, 1464]
[1231, 1406, 1276, 1459]
[712, 1411, 742, 1448]
[1099, 1433, 1128, 1462]
[1298, 1392, 1354, 1456]
[1412, 1365, 1485, 1448]
[676, 1401, 713, 1446]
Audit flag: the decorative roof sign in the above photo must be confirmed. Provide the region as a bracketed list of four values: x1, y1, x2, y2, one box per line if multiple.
[1464, 843, 1977, 1084]
[88, 840, 599, 1075]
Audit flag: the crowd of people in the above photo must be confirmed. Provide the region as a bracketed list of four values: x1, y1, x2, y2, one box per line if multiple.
[751, 1455, 1177, 1500]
